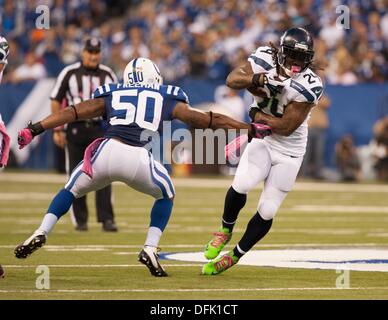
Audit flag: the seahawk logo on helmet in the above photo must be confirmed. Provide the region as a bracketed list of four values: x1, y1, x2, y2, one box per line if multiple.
[123, 58, 163, 86]
[277, 27, 314, 77]
[0, 36, 10, 64]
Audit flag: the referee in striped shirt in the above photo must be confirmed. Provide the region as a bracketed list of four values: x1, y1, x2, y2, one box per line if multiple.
[50, 37, 118, 232]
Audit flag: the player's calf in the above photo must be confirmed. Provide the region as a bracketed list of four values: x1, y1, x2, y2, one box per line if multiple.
[14, 230, 46, 259]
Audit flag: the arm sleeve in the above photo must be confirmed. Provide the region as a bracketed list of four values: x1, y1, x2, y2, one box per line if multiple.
[92, 83, 115, 99]
[290, 84, 323, 104]
[162, 86, 190, 121]
[247, 46, 274, 74]
[165, 85, 189, 104]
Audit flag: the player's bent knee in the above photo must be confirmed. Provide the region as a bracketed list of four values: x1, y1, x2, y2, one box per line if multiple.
[258, 201, 279, 220]
[65, 186, 84, 199]
[231, 182, 251, 195]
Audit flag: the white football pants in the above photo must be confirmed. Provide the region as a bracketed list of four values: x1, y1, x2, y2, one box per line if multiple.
[65, 138, 175, 200]
[232, 139, 303, 220]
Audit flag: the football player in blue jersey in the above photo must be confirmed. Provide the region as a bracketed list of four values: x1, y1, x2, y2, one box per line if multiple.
[14, 57, 270, 277]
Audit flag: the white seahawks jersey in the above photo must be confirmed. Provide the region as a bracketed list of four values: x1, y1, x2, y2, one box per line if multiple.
[248, 46, 323, 157]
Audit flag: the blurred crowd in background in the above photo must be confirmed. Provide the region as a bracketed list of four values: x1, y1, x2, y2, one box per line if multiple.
[0, 0, 388, 84]
[1, 0, 388, 181]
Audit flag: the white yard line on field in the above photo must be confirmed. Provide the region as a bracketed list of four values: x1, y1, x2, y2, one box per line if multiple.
[1, 287, 388, 294]
[2, 172, 388, 193]
[3, 264, 201, 268]
[292, 205, 388, 213]
[0, 193, 55, 200]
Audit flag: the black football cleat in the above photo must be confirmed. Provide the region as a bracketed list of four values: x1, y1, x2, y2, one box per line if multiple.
[138, 246, 168, 277]
[14, 230, 46, 259]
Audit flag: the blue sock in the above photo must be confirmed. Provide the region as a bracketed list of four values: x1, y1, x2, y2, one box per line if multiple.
[150, 198, 173, 231]
[47, 189, 75, 219]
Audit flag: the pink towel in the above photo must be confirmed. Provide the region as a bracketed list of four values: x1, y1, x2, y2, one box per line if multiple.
[0, 122, 10, 167]
[225, 134, 248, 163]
[82, 138, 106, 178]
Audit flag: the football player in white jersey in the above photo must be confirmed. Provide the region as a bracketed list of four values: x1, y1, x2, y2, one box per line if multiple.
[202, 27, 324, 275]
[0, 36, 9, 279]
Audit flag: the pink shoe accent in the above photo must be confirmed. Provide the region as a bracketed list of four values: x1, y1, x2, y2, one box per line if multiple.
[225, 135, 248, 162]
[214, 255, 234, 272]
[210, 231, 230, 247]
[0, 122, 10, 167]
[82, 138, 105, 178]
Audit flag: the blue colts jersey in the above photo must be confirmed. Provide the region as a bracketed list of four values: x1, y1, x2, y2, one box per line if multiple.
[93, 83, 189, 147]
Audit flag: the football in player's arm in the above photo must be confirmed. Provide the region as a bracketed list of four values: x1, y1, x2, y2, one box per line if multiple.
[226, 60, 315, 137]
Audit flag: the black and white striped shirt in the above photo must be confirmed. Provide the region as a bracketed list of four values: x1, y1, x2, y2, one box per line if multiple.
[50, 62, 118, 105]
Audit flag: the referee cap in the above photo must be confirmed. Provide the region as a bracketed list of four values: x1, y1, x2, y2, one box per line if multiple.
[84, 37, 101, 53]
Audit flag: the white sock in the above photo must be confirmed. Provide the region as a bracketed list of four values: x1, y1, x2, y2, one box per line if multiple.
[38, 213, 58, 235]
[144, 226, 162, 248]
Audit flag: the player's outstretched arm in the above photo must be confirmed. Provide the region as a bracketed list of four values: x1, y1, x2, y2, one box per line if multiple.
[18, 98, 105, 149]
[42, 98, 105, 128]
[172, 102, 251, 131]
[172, 102, 272, 139]
[252, 101, 314, 136]
[172, 102, 271, 139]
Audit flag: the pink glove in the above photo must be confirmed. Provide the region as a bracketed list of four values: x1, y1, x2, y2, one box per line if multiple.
[18, 128, 33, 149]
[250, 122, 272, 139]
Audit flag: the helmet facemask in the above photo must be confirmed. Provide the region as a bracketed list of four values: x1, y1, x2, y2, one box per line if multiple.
[278, 44, 314, 78]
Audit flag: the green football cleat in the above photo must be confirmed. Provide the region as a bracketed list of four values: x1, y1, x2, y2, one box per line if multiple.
[204, 227, 232, 260]
[202, 251, 239, 275]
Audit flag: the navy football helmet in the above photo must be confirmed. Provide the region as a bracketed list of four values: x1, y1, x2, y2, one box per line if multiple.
[277, 27, 314, 76]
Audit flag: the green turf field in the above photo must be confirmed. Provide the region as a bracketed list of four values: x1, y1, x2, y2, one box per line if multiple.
[1, 172, 388, 299]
